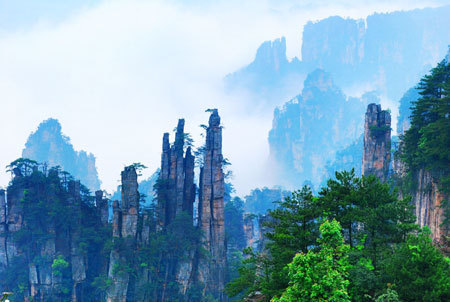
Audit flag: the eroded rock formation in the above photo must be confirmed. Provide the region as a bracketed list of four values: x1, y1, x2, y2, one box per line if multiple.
[157, 119, 196, 228]
[197, 109, 227, 300]
[362, 103, 391, 182]
[107, 166, 140, 302]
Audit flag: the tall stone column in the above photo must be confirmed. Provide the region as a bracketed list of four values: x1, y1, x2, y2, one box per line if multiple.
[362, 103, 391, 182]
[107, 166, 140, 302]
[198, 109, 226, 300]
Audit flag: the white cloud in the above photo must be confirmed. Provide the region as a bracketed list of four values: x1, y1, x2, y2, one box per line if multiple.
[0, 0, 446, 195]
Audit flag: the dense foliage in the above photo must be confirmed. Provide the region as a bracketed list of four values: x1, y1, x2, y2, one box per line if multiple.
[226, 170, 449, 302]
[401, 60, 450, 192]
[273, 220, 351, 302]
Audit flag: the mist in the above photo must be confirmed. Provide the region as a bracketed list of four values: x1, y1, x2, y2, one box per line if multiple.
[0, 0, 447, 195]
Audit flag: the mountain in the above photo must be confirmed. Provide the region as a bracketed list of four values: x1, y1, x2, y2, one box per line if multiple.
[227, 5, 450, 104]
[268, 69, 371, 188]
[22, 118, 101, 191]
[302, 6, 450, 100]
[225, 37, 306, 105]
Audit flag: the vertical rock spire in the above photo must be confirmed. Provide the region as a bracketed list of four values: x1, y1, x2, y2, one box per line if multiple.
[362, 103, 391, 182]
[198, 109, 226, 300]
[107, 166, 140, 302]
[157, 119, 195, 227]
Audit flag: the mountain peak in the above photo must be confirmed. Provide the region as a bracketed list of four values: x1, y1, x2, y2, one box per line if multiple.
[22, 118, 101, 191]
[252, 37, 288, 72]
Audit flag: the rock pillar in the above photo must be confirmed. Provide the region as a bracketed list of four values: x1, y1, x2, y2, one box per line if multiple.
[362, 103, 391, 182]
[197, 109, 226, 300]
[107, 166, 140, 302]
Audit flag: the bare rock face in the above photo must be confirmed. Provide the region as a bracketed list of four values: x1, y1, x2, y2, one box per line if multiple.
[0, 190, 7, 271]
[157, 119, 196, 229]
[413, 170, 449, 251]
[107, 166, 140, 302]
[362, 103, 391, 182]
[197, 109, 227, 300]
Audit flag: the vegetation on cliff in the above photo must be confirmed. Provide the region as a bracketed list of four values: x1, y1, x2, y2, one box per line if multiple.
[401, 59, 450, 193]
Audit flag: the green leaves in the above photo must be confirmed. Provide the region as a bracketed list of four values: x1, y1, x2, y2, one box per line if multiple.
[272, 220, 351, 302]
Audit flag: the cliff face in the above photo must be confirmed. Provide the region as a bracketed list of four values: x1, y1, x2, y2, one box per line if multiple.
[269, 69, 367, 188]
[197, 109, 227, 300]
[0, 165, 109, 302]
[22, 118, 101, 192]
[362, 103, 391, 182]
[412, 170, 448, 251]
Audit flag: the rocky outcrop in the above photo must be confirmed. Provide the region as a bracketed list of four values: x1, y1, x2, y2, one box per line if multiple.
[22, 118, 101, 191]
[362, 103, 391, 182]
[197, 109, 227, 300]
[157, 119, 196, 229]
[107, 166, 140, 302]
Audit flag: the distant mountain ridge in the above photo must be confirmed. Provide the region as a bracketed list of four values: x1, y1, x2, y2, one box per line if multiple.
[22, 118, 101, 191]
[226, 5, 450, 105]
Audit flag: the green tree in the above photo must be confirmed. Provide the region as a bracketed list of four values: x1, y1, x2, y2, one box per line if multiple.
[383, 227, 450, 302]
[272, 219, 351, 302]
[401, 59, 450, 191]
[263, 186, 320, 297]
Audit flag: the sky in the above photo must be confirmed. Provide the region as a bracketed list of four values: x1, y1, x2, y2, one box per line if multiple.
[0, 0, 448, 196]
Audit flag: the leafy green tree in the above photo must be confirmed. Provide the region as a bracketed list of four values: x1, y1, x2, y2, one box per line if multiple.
[319, 172, 416, 300]
[272, 219, 351, 302]
[383, 227, 450, 302]
[401, 59, 450, 191]
[318, 169, 360, 247]
[263, 186, 320, 297]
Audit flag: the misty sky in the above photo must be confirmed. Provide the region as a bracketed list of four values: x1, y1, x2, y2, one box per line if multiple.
[0, 0, 448, 196]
